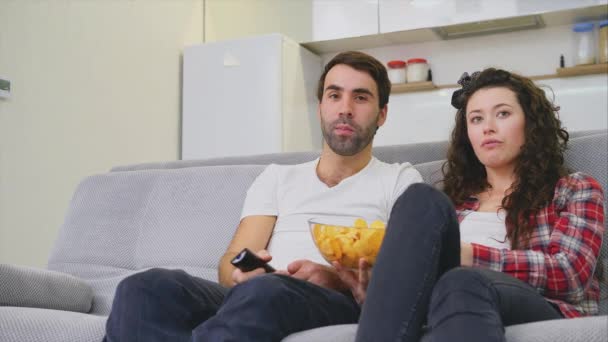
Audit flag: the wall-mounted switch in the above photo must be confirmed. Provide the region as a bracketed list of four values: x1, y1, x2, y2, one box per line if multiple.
[0, 78, 11, 99]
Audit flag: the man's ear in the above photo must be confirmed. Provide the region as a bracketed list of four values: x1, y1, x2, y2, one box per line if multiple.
[317, 103, 321, 121]
[377, 105, 388, 128]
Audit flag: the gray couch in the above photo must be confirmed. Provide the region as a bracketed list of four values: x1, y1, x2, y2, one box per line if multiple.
[1, 130, 606, 342]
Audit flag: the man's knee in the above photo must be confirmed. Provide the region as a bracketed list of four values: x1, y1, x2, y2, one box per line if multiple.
[229, 274, 294, 305]
[115, 268, 190, 301]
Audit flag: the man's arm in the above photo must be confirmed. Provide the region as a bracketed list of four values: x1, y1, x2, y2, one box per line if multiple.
[218, 215, 276, 287]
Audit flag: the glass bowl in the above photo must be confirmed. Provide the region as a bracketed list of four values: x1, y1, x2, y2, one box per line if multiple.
[308, 216, 386, 269]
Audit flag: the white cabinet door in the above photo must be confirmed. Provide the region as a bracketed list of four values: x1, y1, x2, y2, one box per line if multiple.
[312, 0, 379, 41]
[380, 0, 517, 33]
[379, 0, 605, 34]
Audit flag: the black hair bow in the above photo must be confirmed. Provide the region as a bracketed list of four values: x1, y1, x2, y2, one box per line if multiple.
[451, 71, 480, 110]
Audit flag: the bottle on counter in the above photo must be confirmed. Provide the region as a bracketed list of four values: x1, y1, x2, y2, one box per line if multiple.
[406, 58, 429, 83]
[599, 20, 608, 64]
[572, 22, 596, 65]
[387, 60, 407, 84]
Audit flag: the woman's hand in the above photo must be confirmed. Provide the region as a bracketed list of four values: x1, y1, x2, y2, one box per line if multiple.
[460, 242, 473, 267]
[333, 258, 371, 305]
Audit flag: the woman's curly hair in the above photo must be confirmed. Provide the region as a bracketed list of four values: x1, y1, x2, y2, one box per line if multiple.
[442, 68, 570, 249]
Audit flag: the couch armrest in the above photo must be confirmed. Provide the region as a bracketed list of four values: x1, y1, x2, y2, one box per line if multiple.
[0, 264, 93, 313]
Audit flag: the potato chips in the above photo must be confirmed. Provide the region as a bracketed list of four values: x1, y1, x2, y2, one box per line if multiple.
[310, 218, 386, 268]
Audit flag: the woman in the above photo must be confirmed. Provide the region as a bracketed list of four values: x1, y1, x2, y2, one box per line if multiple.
[336, 68, 605, 342]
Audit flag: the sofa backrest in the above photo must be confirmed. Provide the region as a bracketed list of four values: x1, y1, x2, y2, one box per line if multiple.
[110, 140, 450, 172]
[48, 165, 266, 272]
[110, 129, 605, 173]
[565, 133, 608, 315]
[49, 132, 607, 315]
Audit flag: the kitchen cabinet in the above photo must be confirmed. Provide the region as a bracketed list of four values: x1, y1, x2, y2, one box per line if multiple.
[311, 0, 379, 41]
[378, 0, 608, 34]
[379, 0, 519, 33]
[302, 0, 607, 53]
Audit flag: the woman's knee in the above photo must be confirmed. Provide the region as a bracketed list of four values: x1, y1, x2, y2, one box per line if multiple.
[393, 183, 454, 218]
[434, 267, 487, 291]
[430, 267, 493, 309]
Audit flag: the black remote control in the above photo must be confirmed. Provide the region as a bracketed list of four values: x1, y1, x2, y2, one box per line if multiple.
[231, 248, 276, 273]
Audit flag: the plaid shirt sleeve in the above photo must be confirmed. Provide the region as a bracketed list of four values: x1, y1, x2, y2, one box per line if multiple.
[471, 173, 605, 303]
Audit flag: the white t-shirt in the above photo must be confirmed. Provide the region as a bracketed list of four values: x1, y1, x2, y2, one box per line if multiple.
[240, 157, 423, 270]
[460, 211, 510, 250]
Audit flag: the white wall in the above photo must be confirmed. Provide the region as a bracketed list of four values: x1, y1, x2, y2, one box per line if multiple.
[0, 0, 204, 267]
[204, 0, 313, 43]
[321, 24, 608, 146]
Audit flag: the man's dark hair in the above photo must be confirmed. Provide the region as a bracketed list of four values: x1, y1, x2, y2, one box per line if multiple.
[316, 51, 391, 109]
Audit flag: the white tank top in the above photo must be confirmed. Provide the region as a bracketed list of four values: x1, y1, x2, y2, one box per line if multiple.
[460, 211, 510, 250]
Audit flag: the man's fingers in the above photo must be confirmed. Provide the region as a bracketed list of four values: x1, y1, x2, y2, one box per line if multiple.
[332, 262, 358, 288]
[232, 267, 266, 284]
[358, 258, 370, 287]
[286, 259, 306, 274]
[256, 249, 272, 262]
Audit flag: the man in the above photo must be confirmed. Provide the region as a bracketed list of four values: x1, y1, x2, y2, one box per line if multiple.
[104, 51, 422, 341]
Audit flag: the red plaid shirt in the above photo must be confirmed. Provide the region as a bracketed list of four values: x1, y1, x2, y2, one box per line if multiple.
[456, 172, 605, 318]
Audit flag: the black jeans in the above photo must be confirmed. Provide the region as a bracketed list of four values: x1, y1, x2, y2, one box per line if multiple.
[356, 183, 563, 342]
[103, 269, 360, 342]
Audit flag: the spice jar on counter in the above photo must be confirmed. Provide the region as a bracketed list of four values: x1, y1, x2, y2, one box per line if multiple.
[572, 22, 596, 65]
[406, 58, 429, 83]
[599, 20, 608, 64]
[387, 60, 407, 84]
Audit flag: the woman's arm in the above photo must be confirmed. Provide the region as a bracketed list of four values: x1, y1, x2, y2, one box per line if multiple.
[471, 173, 605, 302]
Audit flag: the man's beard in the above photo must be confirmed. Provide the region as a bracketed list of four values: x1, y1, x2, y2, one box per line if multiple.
[321, 115, 378, 156]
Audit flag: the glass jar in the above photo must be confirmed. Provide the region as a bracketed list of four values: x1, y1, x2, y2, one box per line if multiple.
[387, 60, 407, 84]
[599, 20, 608, 64]
[572, 22, 596, 65]
[406, 58, 429, 83]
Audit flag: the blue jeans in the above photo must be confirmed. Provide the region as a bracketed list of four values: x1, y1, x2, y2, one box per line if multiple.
[356, 183, 562, 342]
[103, 269, 359, 341]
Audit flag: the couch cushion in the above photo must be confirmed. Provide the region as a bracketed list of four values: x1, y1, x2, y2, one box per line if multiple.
[564, 133, 608, 314]
[282, 324, 357, 342]
[49, 165, 264, 271]
[0, 307, 106, 342]
[413, 159, 446, 189]
[132, 165, 265, 270]
[0, 264, 93, 313]
[46, 265, 137, 316]
[504, 316, 608, 342]
[48, 171, 158, 270]
[281, 316, 608, 342]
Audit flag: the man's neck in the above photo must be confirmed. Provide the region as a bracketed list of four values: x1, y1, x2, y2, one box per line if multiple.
[316, 145, 373, 187]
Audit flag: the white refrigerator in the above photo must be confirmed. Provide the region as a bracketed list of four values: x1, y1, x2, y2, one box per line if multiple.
[181, 34, 323, 160]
